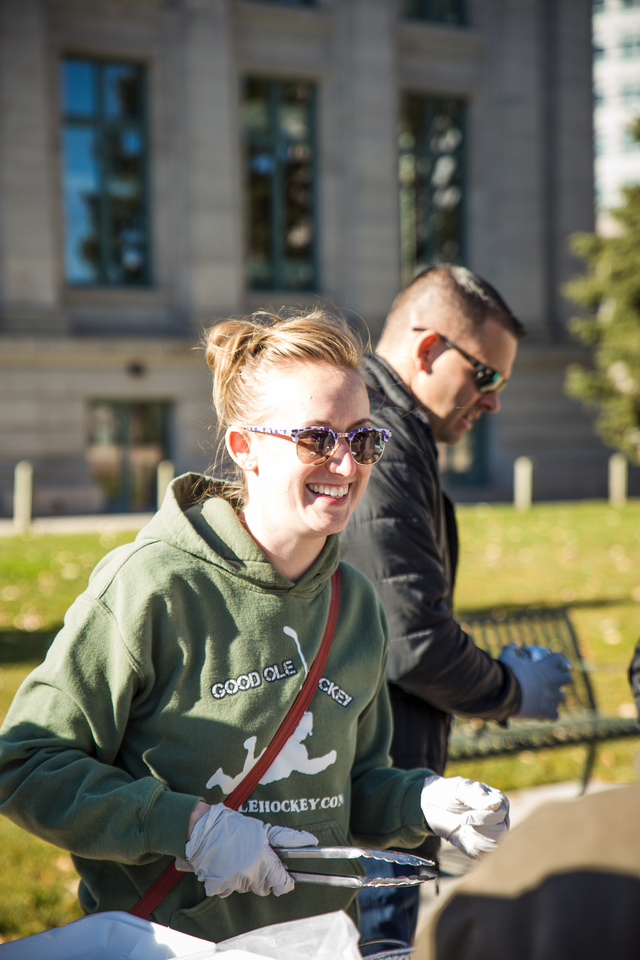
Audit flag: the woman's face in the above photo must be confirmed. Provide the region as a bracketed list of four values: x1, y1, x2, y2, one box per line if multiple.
[235, 361, 372, 572]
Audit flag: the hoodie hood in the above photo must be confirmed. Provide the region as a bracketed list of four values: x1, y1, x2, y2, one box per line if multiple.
[137, 473, 340, 597]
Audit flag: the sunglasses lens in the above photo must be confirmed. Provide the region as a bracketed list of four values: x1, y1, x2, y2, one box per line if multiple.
[351, 429, 385, 465]
[477, 371, 506, 394]
[296, 429, 334, 463]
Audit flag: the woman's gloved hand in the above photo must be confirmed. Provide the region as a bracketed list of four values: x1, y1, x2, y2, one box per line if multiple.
[175, 803, 318, 898]
[420, 774, 509, 859]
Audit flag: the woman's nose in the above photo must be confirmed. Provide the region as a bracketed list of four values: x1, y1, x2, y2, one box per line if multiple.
[327, 438, 358, 475]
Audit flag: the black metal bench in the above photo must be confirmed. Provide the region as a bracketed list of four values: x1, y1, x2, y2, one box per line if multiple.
[447, 607, 640, 790]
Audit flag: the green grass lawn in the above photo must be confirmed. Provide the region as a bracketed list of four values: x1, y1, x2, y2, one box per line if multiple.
[0, 501, 639, 940]
[448, 500, 640, 790]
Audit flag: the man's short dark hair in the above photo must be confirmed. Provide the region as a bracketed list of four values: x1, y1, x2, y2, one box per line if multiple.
[387, 264, 526, 341]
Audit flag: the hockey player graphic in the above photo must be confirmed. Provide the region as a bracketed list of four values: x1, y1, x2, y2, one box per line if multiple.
[206, 710, 336, 793]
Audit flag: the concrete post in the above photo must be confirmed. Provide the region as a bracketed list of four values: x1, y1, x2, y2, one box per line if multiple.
[157, 460, 175, 510]
[13, 460, 33, 531]
[514, 456, 533, 511]
[608, 452, 627, 507]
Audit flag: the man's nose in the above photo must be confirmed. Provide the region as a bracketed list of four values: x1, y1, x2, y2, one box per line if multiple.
[478, 391, 501, 413]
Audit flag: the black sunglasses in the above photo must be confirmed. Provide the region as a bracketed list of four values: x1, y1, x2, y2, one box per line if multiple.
[412, 329, 508, 394]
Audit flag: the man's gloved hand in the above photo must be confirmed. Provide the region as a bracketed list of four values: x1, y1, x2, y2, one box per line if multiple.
[421, 774, 509, 859]
[175, 804, 318, 898]
[499, 643, 572, 720]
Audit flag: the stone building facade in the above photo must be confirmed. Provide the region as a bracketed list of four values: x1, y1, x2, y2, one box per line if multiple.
[593, 0, 640, 234]
[0, 0, 609, 516]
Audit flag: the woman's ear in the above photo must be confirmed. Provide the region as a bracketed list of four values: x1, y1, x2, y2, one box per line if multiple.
[226, 427, 257, 472]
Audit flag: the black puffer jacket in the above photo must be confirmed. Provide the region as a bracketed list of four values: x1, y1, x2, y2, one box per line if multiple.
[340, 354, 520, 779]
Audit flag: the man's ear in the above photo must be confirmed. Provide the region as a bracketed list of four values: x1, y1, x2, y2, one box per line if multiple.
[226, 427, 257, 472]
[412, 330, 441, 373]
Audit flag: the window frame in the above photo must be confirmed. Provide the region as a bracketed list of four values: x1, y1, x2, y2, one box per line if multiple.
[59, 55, 152, 288]
[398, 92, 467, 286]
[399, 0, 467, 27]
[241, 75, 318, 293]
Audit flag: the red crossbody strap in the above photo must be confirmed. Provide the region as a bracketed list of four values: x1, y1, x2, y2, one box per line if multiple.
[130, 569, 341, 920]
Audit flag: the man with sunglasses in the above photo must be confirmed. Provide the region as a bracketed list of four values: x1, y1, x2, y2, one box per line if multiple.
[340, 264, 572, 952]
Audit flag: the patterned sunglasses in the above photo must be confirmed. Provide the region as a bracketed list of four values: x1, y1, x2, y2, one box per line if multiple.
[244, 425, 392, 465]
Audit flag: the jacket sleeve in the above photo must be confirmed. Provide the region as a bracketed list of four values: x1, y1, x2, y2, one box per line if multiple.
[0, 595, 199, 864]
[349, 680, 428, 850]
[340, 428, 520, 721]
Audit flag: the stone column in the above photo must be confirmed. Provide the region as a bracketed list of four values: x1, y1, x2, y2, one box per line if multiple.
[547, 0, 594, 330]
[472, 0, 549, 334]
[327, 0, 399, 337]
[0, 0, 65, 330]
[182, 0, 243, 325]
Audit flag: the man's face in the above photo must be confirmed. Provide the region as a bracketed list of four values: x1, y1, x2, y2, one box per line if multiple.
[413, 317, 518, 445]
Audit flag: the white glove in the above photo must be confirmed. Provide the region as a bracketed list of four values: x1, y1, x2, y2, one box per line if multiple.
[421, 774, 509, 859]
[499, 643, 572, 720]
[176, 804, 318, 898]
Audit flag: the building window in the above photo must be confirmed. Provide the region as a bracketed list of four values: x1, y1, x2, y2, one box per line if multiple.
[439, 415, 489, 489]
[592, 0, 605, 12]
[398, 94, 466, 285]
[60, 58, 150, 286]
[400, 0, 466, 26]
[620, 34, 640, 58]
[248, 0, 315, 5]
[622, 0, 640, 8]
[242, 77, 316, 291]
[621, 81, 640, 106]
[86, 400, 170, 512]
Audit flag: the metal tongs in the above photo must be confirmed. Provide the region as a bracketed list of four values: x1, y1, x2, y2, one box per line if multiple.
[279, 845, 438, 888]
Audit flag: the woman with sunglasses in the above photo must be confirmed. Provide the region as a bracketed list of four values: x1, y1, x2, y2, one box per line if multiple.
[0, 309, 508, 945]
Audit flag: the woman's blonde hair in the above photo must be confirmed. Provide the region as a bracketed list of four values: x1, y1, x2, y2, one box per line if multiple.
[204, 307, 366, 506]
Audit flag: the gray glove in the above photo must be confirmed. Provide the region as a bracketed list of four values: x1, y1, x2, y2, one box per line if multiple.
[176, 804, 318, 898]
[499, 643, 572, 719]
[420, 774, 510, 859]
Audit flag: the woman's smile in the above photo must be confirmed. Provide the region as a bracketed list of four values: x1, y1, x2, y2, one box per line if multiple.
[307, 482, 351, 499]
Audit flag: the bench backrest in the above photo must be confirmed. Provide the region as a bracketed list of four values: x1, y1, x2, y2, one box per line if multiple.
[456, 607, 597, 720]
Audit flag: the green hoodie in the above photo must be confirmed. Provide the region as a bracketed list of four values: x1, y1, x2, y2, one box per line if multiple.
[0, 474, 431, 941]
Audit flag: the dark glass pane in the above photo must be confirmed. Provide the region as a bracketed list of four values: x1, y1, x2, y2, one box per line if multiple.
[60, 57, 149, 286]
[440, 413, 488, 488]
[399, 94, 465, 283]
[401, 0, 465, 26]
[246, 147, 274, 288]
[87, 401, 170, 512]
[243, 77, 315, 291]
[104, 63, 143, 121]
[128, 402, 168, 510]
[104, 126, 146, 282]
[242, 78, 270, 134]
[278, 83, 312, 140]
[283, 143, 314, 289]
[105, 129, 143, 198]
[61, 60, 97, 118]
[86, 402, 126, 507]
[107, 205, 147, 284]
[62, 127, 101, 284]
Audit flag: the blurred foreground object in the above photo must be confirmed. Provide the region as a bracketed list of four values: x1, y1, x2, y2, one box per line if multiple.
[414, 781, 640, 960]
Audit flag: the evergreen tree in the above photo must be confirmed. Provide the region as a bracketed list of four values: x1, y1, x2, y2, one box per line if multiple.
[565, 124, 640, 466]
